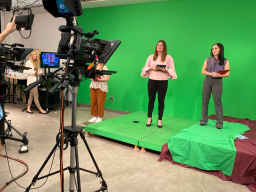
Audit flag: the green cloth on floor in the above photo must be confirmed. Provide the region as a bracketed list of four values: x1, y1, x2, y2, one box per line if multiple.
[168, 120, 250, 176]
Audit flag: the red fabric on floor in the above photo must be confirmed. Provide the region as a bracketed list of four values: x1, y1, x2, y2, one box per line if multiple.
[209, 115, 256, 142]
[158, 116, 256, 192]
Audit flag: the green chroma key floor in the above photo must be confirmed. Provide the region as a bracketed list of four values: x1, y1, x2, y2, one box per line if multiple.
[84, 111, 197, 152]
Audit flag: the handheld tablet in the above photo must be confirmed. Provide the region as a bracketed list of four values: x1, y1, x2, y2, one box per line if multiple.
[156, 65, 166, 68]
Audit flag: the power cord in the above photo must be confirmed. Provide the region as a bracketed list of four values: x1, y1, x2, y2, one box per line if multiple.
[126, 103, 136, 113]
[19, 28, 32, 39]
[28, 0, 40, 6]
[0, 152, 28, 192]
[104, 99, 110, 109]
[1, 142, 56, 191]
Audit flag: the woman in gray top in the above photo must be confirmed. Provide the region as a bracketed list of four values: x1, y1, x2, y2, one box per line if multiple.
[200, 43, 230, 129]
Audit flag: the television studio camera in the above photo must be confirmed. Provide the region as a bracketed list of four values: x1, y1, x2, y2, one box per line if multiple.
[0, 43, 34, 153]
[0, 0, 36, 153]
[24, 0, 121, 192]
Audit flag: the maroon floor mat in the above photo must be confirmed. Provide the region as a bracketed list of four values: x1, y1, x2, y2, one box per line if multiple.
[158, 115, 256, 192]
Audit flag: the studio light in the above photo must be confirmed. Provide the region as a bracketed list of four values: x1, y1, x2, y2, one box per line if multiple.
[11, 7, 34, 31]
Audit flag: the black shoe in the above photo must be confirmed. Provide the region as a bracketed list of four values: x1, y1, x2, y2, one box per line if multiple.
[39, 110, 47, 114]
[216, 123, 223, 129]
[146, 119, 152, 127]
[26, 110, 33, 114]
[158, 120, 162, 128]
[200, 120, 207, 126]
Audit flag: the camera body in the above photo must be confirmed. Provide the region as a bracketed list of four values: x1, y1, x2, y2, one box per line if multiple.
[41, 0, 120, 82]
[0, 44, 33, 68]
[43, 0, 105, 64]
[57, 25, 101, 64]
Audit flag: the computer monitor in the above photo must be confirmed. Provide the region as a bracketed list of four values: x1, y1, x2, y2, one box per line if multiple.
[40, 52, 60, 68]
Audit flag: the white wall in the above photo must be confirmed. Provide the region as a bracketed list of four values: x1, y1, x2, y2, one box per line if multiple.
[3, 8, 66, 53]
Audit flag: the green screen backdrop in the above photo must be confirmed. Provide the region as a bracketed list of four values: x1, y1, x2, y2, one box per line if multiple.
[77, 0, 256, 121]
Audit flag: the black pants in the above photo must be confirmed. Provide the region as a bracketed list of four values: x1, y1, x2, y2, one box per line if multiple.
[148, 79, 168, 120]
[200, 76, 223, 127]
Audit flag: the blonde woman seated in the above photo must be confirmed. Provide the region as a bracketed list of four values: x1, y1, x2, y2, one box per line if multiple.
[23, 51, 47, 114]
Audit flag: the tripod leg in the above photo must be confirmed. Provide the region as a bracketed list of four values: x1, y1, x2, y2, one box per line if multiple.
[69, 146, 76, 192]
[5, 120, 12, 137]
[75, 145, 81, 192]
[79, 132, 107, 189]
[25, 144, 58, 192]
[69, 142, 82, 192]
[5, 119, 23, 137]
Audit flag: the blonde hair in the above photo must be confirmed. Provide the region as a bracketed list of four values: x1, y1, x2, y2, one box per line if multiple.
[29, 51, 40, 69]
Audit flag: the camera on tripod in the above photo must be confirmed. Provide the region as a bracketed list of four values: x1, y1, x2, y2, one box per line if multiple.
[0, 43, 32, 154]
[0, 43, 33, 69]
[24, 1, 121, 192]
[42, 0, 121, 81]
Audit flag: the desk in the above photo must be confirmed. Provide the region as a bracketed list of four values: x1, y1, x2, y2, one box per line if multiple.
[5, 76, 27, 104]
[38, 87, 61, 109]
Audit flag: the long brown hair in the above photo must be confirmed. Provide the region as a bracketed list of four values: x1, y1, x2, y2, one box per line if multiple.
[153, 40, 167, 62]
[211, 43, 225, 65]
[29, 51, 40, 69]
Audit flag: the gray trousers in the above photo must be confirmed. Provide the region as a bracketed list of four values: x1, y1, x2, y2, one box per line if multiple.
[200, 76, 223, 127]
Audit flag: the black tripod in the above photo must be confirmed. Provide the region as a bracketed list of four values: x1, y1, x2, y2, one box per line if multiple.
[25, 82, 107, 192]
[24, 12, 120, 190]
[0, 63, 29, 153]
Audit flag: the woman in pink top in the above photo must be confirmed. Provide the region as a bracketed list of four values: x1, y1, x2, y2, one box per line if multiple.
[141, 40, 177, 128]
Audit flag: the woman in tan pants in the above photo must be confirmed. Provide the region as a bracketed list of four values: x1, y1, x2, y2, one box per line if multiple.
[88, 63, 110, 123]
[23, 51, 47, 114]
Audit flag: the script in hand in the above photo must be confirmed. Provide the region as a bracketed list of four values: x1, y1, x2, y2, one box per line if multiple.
[217, 70, 230, 75]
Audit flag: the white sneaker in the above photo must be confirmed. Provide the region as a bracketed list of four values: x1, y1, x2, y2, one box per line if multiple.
[95, 118, 102, 123]
[89, 117, 98, 123]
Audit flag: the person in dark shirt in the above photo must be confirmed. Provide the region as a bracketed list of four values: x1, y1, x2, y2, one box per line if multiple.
[200, 43, 230, 129]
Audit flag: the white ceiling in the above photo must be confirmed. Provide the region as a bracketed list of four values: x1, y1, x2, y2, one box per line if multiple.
[11, 0, 167, 11]
[81, 0, 168, 9]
